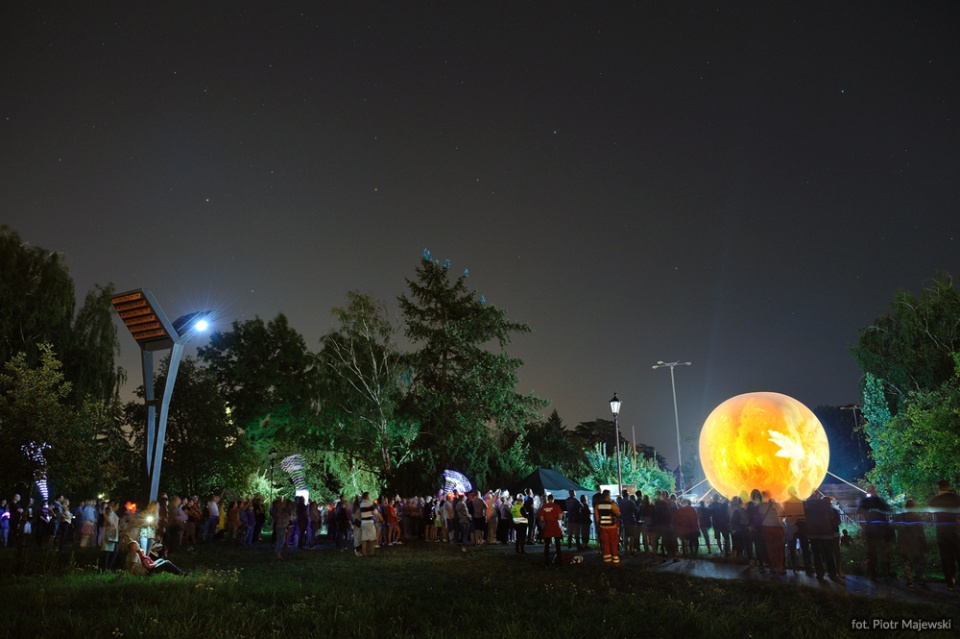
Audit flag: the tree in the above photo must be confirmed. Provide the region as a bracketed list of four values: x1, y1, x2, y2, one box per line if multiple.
[398, 252, 545, 490]
[852, 273, 960, 498]
[579, 443, 675, 496]
[316, 291, 417, 483]
[573, 418, 623, 454]
[81, 395, 138, 499]
[125, 356, 254, 497]
[852, 273, 960, 416]
[0, 344, 99, 497]
[859, 354, 960, 501]
[524, 410, 587, 479]
[65, 283, 123, 405]
[0, 226, 75, 369]
[197, 314, 320, 445]
[573, 418, 668, 469]
[1, 227, 121, 407]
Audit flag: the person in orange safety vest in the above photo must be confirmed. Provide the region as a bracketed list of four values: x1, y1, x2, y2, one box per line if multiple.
[595, 489, 621, 566]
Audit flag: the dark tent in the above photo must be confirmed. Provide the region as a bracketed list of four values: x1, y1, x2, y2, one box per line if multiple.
[506, 468, 592, 500]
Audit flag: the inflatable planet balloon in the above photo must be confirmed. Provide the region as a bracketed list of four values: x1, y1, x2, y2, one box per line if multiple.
[699, 392, 829, 503]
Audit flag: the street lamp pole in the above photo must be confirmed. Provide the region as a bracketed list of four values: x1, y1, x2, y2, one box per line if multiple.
[609, 393, 623, 497]
[652, 360, 691, 493]
[269, 447, 278, 503]
[111, 289, 211, 504]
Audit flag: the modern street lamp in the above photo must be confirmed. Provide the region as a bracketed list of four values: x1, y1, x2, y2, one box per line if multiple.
[609, 393, 623, 497]
[111, 289, 211, 504]
[652, 360, 691, 493]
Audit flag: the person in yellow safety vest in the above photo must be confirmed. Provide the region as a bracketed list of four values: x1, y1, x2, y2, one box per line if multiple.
[594, 489, 621, 566]
[511, 498, 530, 554]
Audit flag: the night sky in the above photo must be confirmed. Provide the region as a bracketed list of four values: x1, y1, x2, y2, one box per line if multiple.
[3, 2, 958, 473]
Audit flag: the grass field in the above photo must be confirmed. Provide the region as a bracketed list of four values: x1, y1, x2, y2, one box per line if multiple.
[1, 541, 956, 639]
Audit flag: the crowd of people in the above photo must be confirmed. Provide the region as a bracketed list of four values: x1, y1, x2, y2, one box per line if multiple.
[2, 478, 957, 591]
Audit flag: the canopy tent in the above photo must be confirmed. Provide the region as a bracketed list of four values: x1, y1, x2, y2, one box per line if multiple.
[505, 468, 592, 501]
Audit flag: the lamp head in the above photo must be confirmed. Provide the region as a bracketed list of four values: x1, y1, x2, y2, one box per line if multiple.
[171, 310, 213, 338]
[609, 393, 621, 416]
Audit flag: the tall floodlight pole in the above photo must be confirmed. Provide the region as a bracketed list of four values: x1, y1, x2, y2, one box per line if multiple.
[609, 393, 623, 497]
[111, 289, 211, 504]
[652, 361, 691, 493]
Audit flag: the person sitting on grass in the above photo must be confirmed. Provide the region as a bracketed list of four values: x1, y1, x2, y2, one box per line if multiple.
[125, 540, 187, 577]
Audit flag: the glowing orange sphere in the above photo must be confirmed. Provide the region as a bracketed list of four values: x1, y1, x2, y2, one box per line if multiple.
[699, 392, 829, 503]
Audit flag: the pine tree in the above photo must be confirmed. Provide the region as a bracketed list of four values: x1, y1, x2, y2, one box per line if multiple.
[398, 252, 544, 489]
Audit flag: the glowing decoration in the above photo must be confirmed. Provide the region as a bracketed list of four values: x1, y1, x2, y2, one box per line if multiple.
[699, 392, 829, 503]
[22, 441, 51, 501]
[126, 502, 138, 514]
[280, 453, 308, 497]
[443, 469, 472, 494]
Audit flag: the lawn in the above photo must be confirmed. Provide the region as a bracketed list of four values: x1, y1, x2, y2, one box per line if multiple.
[0, 541, 956, 639]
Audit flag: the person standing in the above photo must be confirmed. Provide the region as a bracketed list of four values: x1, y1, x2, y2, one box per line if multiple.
[485, 491, 500, 545]
[443, 494, 456, 544]
[758, 492, 785, 575]
[804, 493, 839, 582]
[620, 494, 640, 556]
[652, 491, 677, 561]
[79, 499, 98, 548]
[782, 488, 807, 574]
[455, 494, 472, 553]
[511, 497, 529, 554]
[49, 496, 63, 547]
[697, 499, 713, 554]
[99, 504, 120, 572]
[539, 494, 564, 566]
[894, 499, 928, 589]
[358, 492, 380, 557]
[271, 496, 287, 559]
[205, 494, 220, 544]
[498, 495, 513, 545]
[564, 490, 579, 549]
[0, 499, 9, 547]
[524, 489, 537, 544]
[729, 496, 748, 561]
[166, 497, 186, 555]
[857, 487, 893, 580]
[746, 490, 767, 571]
[594, 490, 621, 567]
[578, 495, 593, 550]
[928, 479, 960, 591]
[709, 494, 731, 558]
[675, 499, 700, 558]
[8, 494, 22, 547]
[57, 498, 74, 551]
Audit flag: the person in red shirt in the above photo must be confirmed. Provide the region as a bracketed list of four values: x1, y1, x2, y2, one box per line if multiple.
[386, 499, 402, 545]
[126, 540, 187, 577]
[674, 499, 701, 558]
[539, 494, 564, 566]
